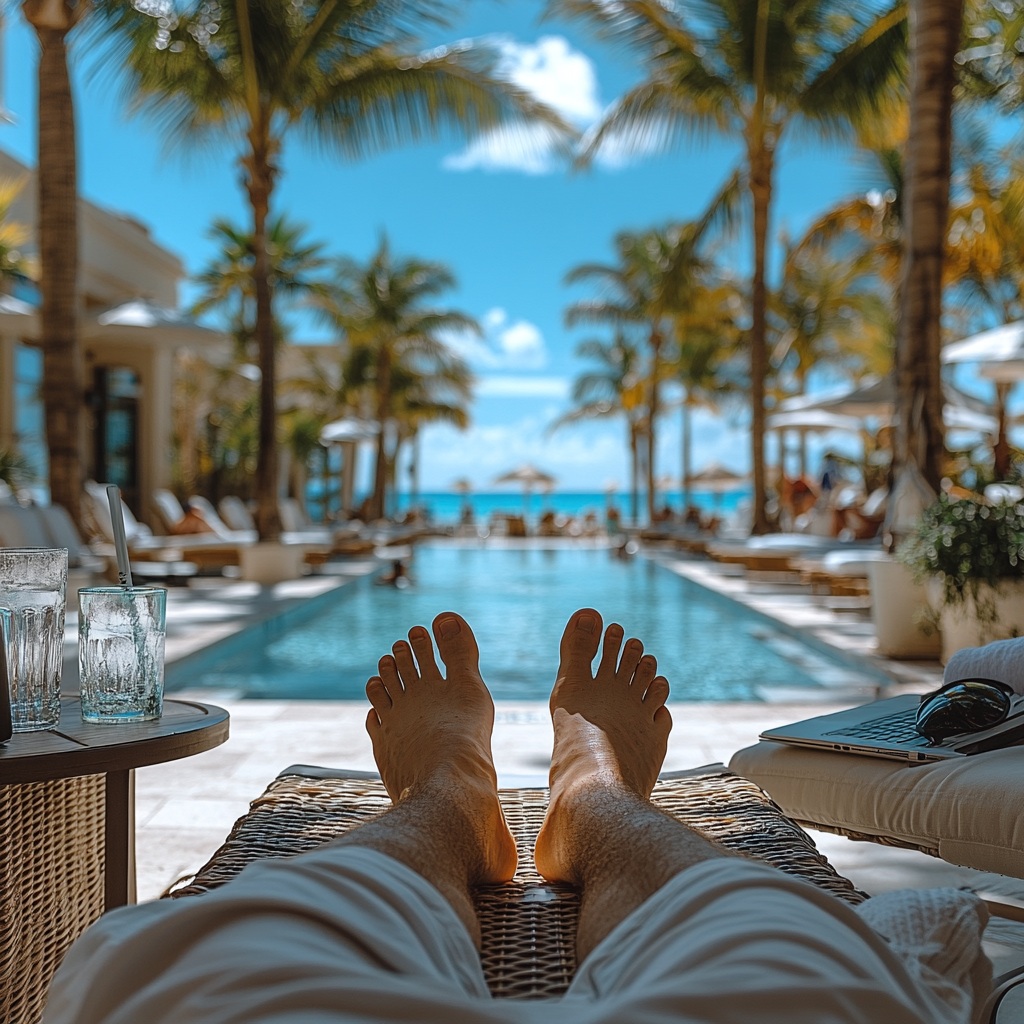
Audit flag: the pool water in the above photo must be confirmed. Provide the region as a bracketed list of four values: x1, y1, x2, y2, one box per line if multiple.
[174, 544, 876, 701]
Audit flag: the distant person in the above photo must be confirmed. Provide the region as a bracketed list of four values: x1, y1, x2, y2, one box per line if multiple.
[820, 453, 841, 494]
[377, 560, 411, 588]
[47, 611, 989, 1024]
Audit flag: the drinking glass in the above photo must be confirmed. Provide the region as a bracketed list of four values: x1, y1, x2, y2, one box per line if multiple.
[0, 547, 68, 732]
[79, 587, 166, 723]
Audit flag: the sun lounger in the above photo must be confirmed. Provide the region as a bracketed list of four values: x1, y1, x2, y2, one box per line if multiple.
[166, 764, 865, 999]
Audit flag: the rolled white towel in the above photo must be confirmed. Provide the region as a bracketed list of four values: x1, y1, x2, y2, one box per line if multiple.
[944, 636, 1024, 695]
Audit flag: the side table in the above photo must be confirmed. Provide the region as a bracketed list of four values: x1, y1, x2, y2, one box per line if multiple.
[0, 698, 229, 1024]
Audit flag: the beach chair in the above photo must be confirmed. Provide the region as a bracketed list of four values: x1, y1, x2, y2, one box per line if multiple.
[218, 496, 256, 533]
[151, 489, 189, 533]
[164, 764, 1020, 1018]
[166, 765, 866, 998]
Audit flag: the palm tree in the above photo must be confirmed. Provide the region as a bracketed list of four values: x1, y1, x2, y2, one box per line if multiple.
[94, 0, 570, 539]
[23, 0, 88, 523]
[0, 177, 34, 286]
[323, 238, 475, 521]
[565, 175, 739, 520]
[191, 215, 329, 357]
[552, 334, 645, 522]
[674, 285, 744, 510]
[389, 359, 473, 513]
[771, 237, 892, 393]
[552, 0, 907, 532]
[895, 0, 964, 495]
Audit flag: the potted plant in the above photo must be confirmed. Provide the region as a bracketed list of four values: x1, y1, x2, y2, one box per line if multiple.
[899, 494, 1024, 661]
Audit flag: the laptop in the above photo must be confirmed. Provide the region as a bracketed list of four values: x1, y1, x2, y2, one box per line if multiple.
[761, 692, 1024, 763]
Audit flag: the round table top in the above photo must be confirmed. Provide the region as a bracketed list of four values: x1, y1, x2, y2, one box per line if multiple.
[0, 698, 229, 784]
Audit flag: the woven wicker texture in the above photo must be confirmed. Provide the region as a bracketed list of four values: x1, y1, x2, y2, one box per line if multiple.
[169, 766, 864, 1000]
[0, 775, 106, 1024]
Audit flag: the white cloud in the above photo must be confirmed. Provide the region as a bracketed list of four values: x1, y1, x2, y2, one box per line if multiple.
[475, 376, 569, 398]
[498, 321, 545, 366]
[444, 36, 601, 175]
[417, 416, 626, 489]
[443, 306, 549, 370]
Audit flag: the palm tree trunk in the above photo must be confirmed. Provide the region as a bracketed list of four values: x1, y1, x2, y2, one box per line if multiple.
[629, 425, 638, 524]
[681, 398, 692, 512]
[994, 380, 1011, 479]
[896, 0, 962, 493]
[370, 349, 391, 520]
[748, 144, 774, 535]
[28, 15, 82, 524]
[646, 332, 661, 522]
[245, 134, 282, 541]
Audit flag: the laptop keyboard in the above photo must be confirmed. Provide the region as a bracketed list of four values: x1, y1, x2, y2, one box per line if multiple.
[824, 710, 922, 745]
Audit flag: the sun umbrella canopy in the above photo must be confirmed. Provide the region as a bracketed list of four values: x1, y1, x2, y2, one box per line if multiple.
[778, 376, 991, 419]
[0, 293, 38, 334]
[320, 418, 380, 444]
[493, 464, 556, 489]
[766, 409, 863, 433]
[451, 477, 473, 494]
[943, 406, 997, 434]
[83, 298, 228, 350]
[686, 462, 749, 493]
[942, 321, 1024, 382]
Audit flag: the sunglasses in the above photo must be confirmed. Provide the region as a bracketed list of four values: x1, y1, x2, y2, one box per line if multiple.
[915, 678, 1015, 745]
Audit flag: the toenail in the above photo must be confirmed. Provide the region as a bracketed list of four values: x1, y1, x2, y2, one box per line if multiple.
[576, 614, 596, 634]
[438, 616, 461, 639]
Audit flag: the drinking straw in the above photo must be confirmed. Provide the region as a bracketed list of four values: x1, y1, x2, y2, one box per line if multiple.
[106, 484, 134, 588]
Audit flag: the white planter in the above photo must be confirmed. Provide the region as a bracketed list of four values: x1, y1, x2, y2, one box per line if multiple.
[867, 558, 942, 659]
[934, 579, 1024, 663]
[239, 542, 305, 585]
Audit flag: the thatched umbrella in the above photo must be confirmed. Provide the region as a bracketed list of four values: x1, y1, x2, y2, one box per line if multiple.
[493, 463, 556, 516]
[686, 462, 748, 506]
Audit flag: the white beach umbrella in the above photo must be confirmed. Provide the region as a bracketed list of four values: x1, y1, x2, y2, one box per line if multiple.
[766, 409, 864, 433]
[942, 321, 1024, 382]
[319, 418, 380, 444]
[83, 298, 228, 351]
[0, 293, 38, 335]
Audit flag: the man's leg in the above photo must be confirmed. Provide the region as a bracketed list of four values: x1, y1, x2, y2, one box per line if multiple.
[44, 612, 519, 1024]
[336, 610, 519, 946]
[535, 608, 729, 961]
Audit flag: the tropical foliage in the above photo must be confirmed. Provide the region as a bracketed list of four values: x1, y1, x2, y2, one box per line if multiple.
[315, 238, 474, 521]
[92, 0, 570, 538]
[551, 0, 907, 532]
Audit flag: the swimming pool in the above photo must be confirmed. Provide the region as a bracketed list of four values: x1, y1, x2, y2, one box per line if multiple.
[169, 544, 878, 701]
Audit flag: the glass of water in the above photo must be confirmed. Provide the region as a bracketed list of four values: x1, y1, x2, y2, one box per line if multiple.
[0, 548, 68, 732]
[79, 587, 166, 723]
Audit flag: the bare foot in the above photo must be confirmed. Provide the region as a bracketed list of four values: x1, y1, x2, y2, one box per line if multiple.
[535, 608, 672, 883]
[365, 612, 517, 884]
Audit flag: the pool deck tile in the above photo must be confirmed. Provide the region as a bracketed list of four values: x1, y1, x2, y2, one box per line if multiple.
[654, 553, 945, 694]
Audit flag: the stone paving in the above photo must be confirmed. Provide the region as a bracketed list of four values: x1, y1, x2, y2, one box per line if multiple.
[127, 549, 1024, 975]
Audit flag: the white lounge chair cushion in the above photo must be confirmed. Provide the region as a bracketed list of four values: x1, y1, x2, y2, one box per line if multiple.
[730, 740, 1024, 878]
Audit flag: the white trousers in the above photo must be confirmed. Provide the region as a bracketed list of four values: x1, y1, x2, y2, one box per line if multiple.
[45, 847, 988, 1024]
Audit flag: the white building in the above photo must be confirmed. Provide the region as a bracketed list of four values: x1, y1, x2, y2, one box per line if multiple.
[0, 147, 225, 528]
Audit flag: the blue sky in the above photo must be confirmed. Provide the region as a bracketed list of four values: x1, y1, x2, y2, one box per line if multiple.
[3, 0, 887, 493]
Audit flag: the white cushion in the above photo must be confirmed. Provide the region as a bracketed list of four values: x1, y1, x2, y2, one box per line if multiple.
[730, 741, 1024, 878]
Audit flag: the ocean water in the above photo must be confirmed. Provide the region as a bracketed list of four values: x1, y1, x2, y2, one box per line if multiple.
[174, 543, 860, 702]
[304, 488, 749, 526]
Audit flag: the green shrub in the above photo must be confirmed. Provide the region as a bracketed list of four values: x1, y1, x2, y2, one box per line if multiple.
[898, 494, 1024, 608]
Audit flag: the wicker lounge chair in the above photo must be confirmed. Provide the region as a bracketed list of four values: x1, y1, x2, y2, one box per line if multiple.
[165, 764, 1022, 1018]
[167, 764, 866, 1000]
